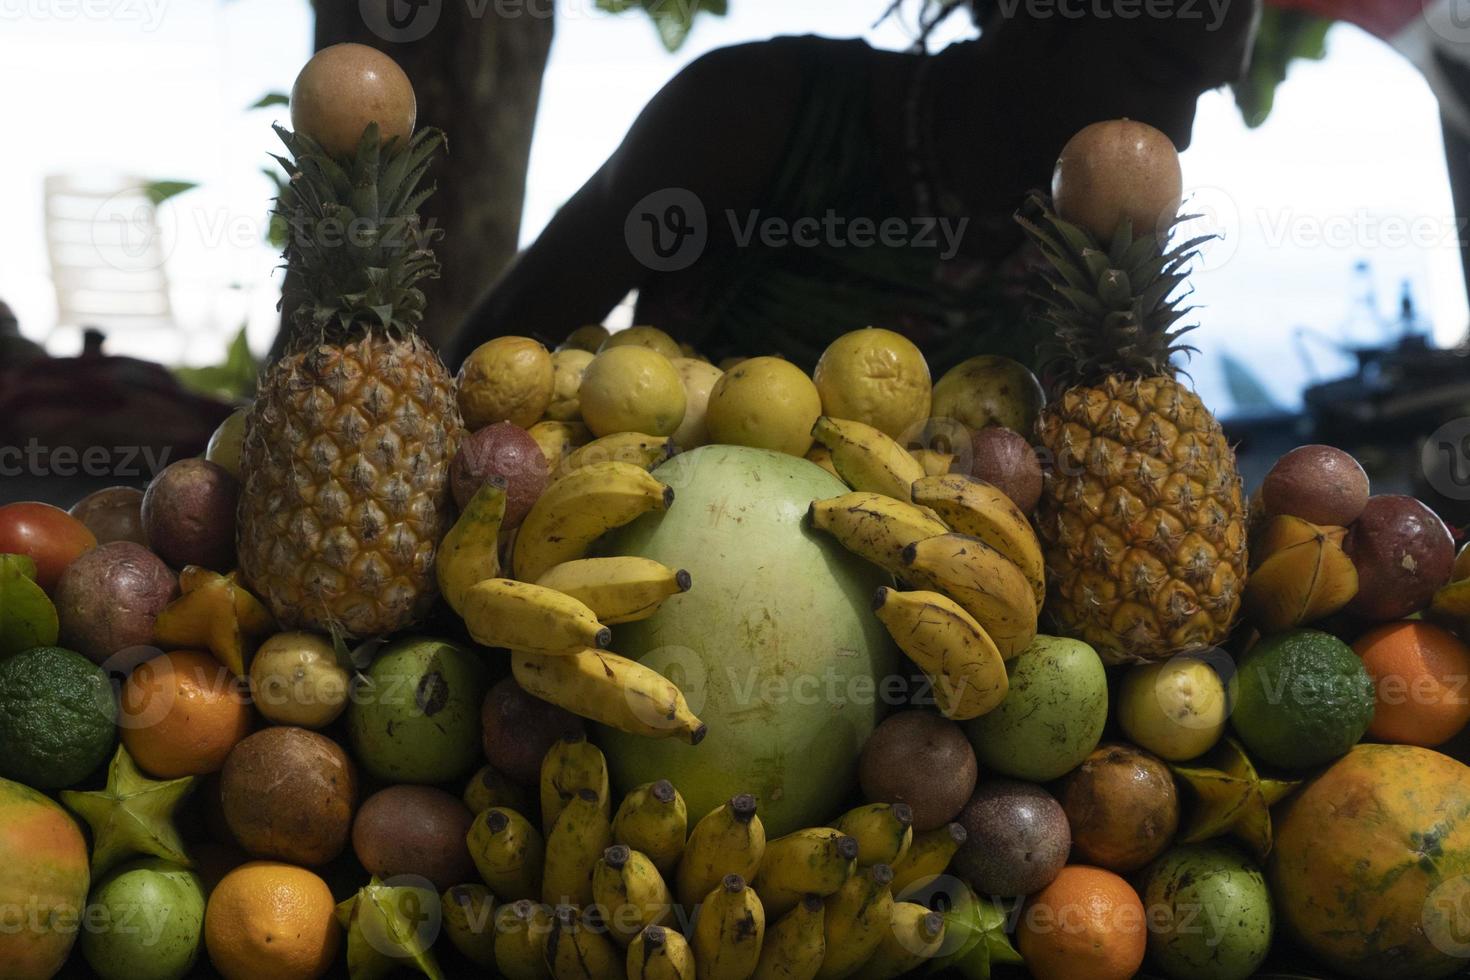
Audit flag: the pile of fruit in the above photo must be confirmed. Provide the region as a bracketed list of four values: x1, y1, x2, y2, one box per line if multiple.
[7, 43, 1470, 980]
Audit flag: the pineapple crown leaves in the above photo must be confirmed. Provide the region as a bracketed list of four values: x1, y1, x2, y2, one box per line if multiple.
[1015, 191, 1216, 387]
[271, 122, 446, 343]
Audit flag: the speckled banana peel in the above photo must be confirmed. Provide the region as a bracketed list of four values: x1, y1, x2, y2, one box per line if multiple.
[910, 473, 1046, 608]
[899, 532, 1038, 659]
[593, 845, 675, 946]
[751, 894, 826, 980]
[890, 823, 967, 897]
[537, 557, 692, 626]
[493, 899, 553, 980]
[441, 883, 497, 969]
[540, 734, 611, 835]
[512, 648, 707, 745]
[754, 828, 859, 918]
[693, 874, 766, 980]
[613, 780, 688, 878]
[514, 461, 674, 582]
[833, 803, 914, 868]
[546, 903, 623, 980]
[848, 901, 945, 980]
[808, 492, 950, 576]
[554, 431, 676, 479]
[675, 793, 766, 907]
[467, 806, 544, 903]
[542, 788, 613, 908]
[815, 863, 895, 980]
[461, 577, 611, 655]
[627, 925, 695, 980]
[529, 420, 592, 469]
[811, 416, 926, 501]
[436, 476, 506, 616]
[871, 587, 1009, 721]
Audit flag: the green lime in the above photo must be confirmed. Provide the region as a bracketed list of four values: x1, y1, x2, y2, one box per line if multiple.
[0, 645, 117, 788]
[80, 858, 204, 980]
[1230, 629, 1373, 770]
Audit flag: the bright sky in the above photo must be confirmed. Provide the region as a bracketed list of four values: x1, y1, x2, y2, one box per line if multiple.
[0, 1, 1463, 415]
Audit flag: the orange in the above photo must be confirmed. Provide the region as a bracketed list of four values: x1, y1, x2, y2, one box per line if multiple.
[1016, 865, 1147, 980]
[205, 861, 339, 980]
[120, 650, 253, 777]
[1354, 621, 1470, 746]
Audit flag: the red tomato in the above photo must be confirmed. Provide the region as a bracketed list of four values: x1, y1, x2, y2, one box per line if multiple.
[0, 501, 98, 593]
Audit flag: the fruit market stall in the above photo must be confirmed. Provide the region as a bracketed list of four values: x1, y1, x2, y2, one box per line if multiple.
[5, 42, 1470, 980]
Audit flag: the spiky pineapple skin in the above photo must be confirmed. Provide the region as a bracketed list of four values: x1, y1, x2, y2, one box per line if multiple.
[237, 333, 461, 637]
[1037, 374, 1246, 664]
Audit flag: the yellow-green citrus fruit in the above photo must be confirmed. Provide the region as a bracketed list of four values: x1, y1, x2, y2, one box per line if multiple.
[1117, 658, 1229, 762]
[579, 346, 687, 438]
[457, 336, 554, 430]
[598, 325, 682, 361]
[670, 357, 724, 450]
[248, 631, 351, 730]
[558, 324, 610, 353]
[705, 356, 822, 457]
[290, 42, 416, 160]
[205, 408, 248, 478]
[547, 348, 594, 422]
[931, 355, 1045, 436]
[813, 327, 932, 439]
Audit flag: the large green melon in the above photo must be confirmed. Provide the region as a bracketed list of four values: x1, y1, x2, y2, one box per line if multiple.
[598, 444, 896, 836]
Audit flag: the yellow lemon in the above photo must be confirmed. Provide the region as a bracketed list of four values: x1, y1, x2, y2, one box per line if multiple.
[705, 356, 822, 457]
[930, 355, 1045, 436]
[457, 336, 554, 430]
[579, 346, 686, 437]
[1117, 657, 1229, 761]
[670, 357, 724, 450]
[547, 348, 594, 422]
[598, 325, 682, 361]
[557, 323, 610, 353]
[813, 327, 932, 438]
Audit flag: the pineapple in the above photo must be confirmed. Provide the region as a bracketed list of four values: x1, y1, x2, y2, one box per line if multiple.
[236, 123, 462, 637]
[1017, 193, 1247, 664]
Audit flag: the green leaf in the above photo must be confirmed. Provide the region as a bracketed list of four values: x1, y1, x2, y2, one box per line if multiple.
[172, 326, 258, 400]
[599, 0, 727, 51]
[250, 92, 289, 109]
[0, 554, 58, 659]
[1231, 8, 1332, 128]
[144, 180, 198, 206]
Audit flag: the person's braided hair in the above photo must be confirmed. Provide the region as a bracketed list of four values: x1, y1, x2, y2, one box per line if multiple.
[876, 0, 991, 49]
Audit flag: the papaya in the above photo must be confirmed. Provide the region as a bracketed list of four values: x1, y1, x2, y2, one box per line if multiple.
[1270, 743, 1470, 979]
[0, 776, 90, 979]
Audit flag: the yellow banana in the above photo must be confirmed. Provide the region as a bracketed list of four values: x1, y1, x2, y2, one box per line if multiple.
[593, 845, 675, 946]
[910, 473, 1046, 608]
[910, 448, 956, 478]
[627, 925, 695, 980]
[494, 899, 553, 980]
[816, 863, 895, 980]
[514, 462, 674, 582]
[890, 822, 967, 897]
[442, 883, 497, 968]
[751, 895, 825, 980]
[464, 763, 535, 817]
[755, 829, 859, 918]
[546, 904, 625, 980]
[529, 420, 593, 470]
[541, 733, 611, 835]
[692, 874, 766, 980]
[834, 803, 913, 868]
[849, 902, 945, 980]
[555, 432, 676, 478]
[512, 648, 707, 744]
[871, 587, 1009, 721]
[468, 806, 544, 902]
[543, 788, 613, 907]
[808, 492, 950, 576]
[461, 578, 611, 655]
[613, 780, 688, 877]
[537, 558, 692, 626]
[805, 445, 842, 480]
[811, 416, 926, 500]
[899, 533, 1038, 658]
[437, 477, 507, 615]
[675, 793, 766, 907]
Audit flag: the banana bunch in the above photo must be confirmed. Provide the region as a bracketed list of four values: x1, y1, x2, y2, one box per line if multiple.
[462, 739, 954, 980]
[810, 416, 926, 501]
[514, 461, 675, 582]
[1243, 514, 1357, 633]
[872, 587, 1009, 721]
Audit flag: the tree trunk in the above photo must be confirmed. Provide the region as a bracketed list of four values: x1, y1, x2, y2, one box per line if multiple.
[309, 0, 554, 350]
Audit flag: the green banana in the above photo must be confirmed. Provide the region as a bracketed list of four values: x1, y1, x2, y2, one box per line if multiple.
[815, 863, 895, 979]
[546, 904, 625, 980]
[675, 793, 766, 907]
[543, 788, 613, 907]
[593, 845, 675, 946]
[612, 780, 688, 877]
[834, 803, 913, 867]
[808, 491, 950, 576]
[848, 902, 945, 980]
[692, 874, 766, 980]
[890, 822, 967, 897]
[751, 894, 825, 980]
[755, 829, 859, 918]
[493, 899, 553, 980]
[441, 884, 497, 969]
[540, 733, 611, 835]
[626, 925, 695, 980]
[537, 557, 692, 626]
[467, 806, 544, 903]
